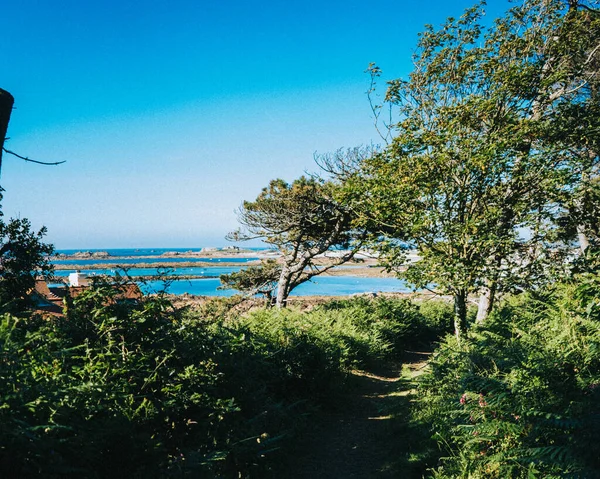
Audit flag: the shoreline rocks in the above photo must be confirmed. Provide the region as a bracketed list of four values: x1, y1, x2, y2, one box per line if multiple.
[53, 251, 111, 259]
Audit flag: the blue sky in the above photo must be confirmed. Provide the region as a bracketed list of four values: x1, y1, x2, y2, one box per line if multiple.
[1, 0, 508, 249]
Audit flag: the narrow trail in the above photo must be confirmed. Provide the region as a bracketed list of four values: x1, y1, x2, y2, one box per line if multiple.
[270, 351, 430, 479]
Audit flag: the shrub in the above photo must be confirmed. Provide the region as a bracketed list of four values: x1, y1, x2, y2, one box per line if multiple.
[0, 284, 239, 478]
[319, 296, 455, 353]
[0, 286, 453, 477]
[414, 274, 600, 478]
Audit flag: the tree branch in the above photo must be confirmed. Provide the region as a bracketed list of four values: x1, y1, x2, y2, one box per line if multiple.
[2, 147, 66, 166]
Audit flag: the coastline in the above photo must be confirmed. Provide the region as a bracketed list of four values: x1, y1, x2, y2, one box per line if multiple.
[52, 249, 393, 279]
[48, 249, 423, 300]
[169, 290, 440, 313]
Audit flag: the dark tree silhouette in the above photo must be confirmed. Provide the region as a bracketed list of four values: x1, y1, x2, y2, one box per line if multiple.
[0, 87, 65, 177]
[0, 88, 14, 175]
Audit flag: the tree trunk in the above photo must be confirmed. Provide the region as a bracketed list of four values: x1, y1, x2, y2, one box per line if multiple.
[275, 266, 291, 308]
[475, 281, 497, 324]
[0, 88, 15, 176]
[454, 290, 468, 342]
[265, 292, 276, 308]
[577, 224, 590, 254]
[476, 287, 490, 324]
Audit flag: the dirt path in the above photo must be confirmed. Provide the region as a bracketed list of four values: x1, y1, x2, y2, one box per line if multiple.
[269, 351, 430, 478]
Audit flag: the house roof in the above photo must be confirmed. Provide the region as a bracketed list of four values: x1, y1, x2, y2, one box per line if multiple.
[30, 280, 142, 317]
[31, 280, 65, 316]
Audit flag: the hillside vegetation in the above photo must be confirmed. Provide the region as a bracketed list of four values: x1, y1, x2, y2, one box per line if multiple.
[0, 289, 452, 477]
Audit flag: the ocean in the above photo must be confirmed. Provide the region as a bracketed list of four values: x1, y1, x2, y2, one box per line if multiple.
[53, 248, 412, 297]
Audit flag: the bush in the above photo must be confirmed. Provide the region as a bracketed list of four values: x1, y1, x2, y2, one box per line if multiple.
[319, 296, 454, 353]
[0, 285, 238, 478]
[0, 216, 54, 312]
[414, 274, 600, 478]
[0, 285, 451, 477]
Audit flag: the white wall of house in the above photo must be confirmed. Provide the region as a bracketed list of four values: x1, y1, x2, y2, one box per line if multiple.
[69, 272, 89, 287]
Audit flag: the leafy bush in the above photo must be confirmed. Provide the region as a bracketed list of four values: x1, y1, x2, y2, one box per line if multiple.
[0, 280, 452, 477]
[0, 216, 54, 312]
[414, 267, 600, 478]
[0, 285, 239, 478]
[319, 296, 455, 353]
[213, 297, 454, 408]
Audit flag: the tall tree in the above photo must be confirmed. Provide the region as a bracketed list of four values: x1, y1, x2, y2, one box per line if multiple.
[546, 2, 600, 252]
[351, 0, 600, 338]
[229, 176, 366, 308]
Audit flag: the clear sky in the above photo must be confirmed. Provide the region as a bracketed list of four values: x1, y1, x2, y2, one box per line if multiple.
[1, 0, 508, 249]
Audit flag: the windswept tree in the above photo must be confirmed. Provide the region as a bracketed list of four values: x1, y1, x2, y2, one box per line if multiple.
[346, 0, 600, 339]
[228, 176, 366, 308]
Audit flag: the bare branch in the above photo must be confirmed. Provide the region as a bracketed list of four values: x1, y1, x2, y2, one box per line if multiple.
[365, 63, 393, 144]
[585, 42, 600, 64]
[2, 147, 67, 166]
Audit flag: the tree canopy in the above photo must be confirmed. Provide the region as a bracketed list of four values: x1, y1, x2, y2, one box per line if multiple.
[219, 258, 281, 303]
[0, 195, 54, 312]
[228, 176, 366, 307]
[343, 0, 600, 339]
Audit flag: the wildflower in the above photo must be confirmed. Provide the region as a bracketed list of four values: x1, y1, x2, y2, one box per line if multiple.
[460, 393, 467, 405]
[478, 393, 487, 408]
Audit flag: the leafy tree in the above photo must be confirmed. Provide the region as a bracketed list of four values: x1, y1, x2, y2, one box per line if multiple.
[0, 194, 54, 311]
[219, 258, 281, 303]
[550, 18, 600, 252]
[229, 176, 366, 307]
[0, 88, 65, 312]
[348, 0, 599, 339]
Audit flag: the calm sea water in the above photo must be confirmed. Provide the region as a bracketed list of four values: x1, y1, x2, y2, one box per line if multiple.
[53, 257, 259, 265]
[53, 248, 410, 297]
[141, 276, 412, 297]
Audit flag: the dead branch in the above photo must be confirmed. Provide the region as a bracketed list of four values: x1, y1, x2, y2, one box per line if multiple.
[2, 147, 66, 166]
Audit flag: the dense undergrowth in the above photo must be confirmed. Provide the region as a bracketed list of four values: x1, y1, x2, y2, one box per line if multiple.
[0, 288, 452, 478]
[412, 252, 600, 478]
[4, 257, 598, 478]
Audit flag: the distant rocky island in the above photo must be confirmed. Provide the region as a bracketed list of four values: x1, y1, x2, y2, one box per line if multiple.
[49, 247, 393, 279]
[53, 251, 111, 259]
[52, 247, 258, 261]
